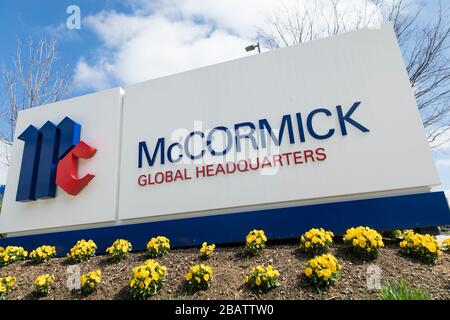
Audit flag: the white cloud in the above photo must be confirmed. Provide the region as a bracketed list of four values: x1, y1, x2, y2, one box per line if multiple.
[0, 142, 11, 185]
[126, 0, 278, 37]
[39, 23, 82, 42]
[73, 58, 113, 91]
[73, 0, 385, 91]
[431, 128, 450, 175]
[430, 128, 450, 152]
[436, 158, 450, 167]
[169, 0, 280, 38]
[96, 14, 251, 85]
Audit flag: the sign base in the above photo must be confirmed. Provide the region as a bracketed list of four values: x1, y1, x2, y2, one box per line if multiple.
[1, 192, 449, 256]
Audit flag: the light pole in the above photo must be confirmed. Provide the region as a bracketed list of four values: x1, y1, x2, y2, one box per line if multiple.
[245, 42, 261, 54]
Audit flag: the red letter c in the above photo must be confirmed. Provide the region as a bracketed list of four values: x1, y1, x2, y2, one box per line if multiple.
[56, 140, 97, 196]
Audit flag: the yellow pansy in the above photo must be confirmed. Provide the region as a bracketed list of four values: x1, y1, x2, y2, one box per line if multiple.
[185, 264, 213, 290]
[245, 230, 267, 255]
[147, 236, 170, 258]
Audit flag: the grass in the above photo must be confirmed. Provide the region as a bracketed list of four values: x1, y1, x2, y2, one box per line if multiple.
[379, 279, 432, 300]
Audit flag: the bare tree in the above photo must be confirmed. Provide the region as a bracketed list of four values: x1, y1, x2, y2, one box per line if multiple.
[0, 37, 70, 165]
[258, 0, 450, 147]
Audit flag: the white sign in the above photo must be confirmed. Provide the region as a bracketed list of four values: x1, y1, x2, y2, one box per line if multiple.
[118, 23, 439, 221]
[0, 24, 440, 235]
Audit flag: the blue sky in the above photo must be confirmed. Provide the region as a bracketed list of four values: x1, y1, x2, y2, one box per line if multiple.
[0, 0, 448, 193]
[0, 0, 129, 87]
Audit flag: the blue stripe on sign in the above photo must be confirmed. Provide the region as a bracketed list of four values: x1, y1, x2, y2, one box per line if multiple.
[0, 191, 449, 257]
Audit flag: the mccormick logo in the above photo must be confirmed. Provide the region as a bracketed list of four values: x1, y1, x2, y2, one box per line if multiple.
[16, 117, 96, 202]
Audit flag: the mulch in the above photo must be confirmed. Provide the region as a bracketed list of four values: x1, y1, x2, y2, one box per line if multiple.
[1, 242, 449, 300]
